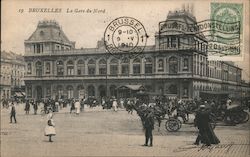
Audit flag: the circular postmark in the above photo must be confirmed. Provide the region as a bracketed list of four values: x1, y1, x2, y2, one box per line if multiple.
[104, 17, 148, 58]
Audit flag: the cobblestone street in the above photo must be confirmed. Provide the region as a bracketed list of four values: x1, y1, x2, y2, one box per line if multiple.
[1, 104, 250, 157]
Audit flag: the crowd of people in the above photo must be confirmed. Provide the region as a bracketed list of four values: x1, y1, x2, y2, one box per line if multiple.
[1, 95, 249, 145]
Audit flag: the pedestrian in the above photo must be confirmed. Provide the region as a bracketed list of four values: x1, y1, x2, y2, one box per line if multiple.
[25, 100, 30, 114]
[112, 98, 118, 112]
[142, 107, 154, 147]
[33, 100, 38, 115]
[75, 99, 81, 115]
[44, 109, 56, 142]
[10, 102, 17, 123]
[194, 105, 220, 146]
[70, 99, 75, 114]
[80, 98, 85, 112]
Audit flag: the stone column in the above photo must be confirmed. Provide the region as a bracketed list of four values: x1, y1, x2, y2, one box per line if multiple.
[129, 59, 133, 75]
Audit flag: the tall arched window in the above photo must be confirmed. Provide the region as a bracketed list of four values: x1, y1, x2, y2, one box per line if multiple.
[77, 60, 85, 75]
[35, 61, 42, 76]
[67, 60, 74, 75]
[88, 59, 96, 75]
[133, 58, 141, 75]
[57, 60, 64, 76]
[110, 59, 118, 75]
[99, 59, 106, 75]
[88, 85, 95, 97]
[45, 62, 50, 74]
[183, 58, 189, 71]
[121, 58, 129, 75]
[27, 63, 32, 74]
[158, 59, 164, 72]
[169, 57, 178, 74]
[144, 58, 153, 74]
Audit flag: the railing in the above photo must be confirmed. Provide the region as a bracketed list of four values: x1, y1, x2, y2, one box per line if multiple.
[23, 72, 194, 80]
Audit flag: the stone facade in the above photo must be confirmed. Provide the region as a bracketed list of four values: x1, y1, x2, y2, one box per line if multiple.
[0, 51, 25, 99]
[23, 11, 248, 101]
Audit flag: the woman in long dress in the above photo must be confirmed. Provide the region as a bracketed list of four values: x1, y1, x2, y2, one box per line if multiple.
[45, 110, 56, 142]
[112, 99, 118, 112]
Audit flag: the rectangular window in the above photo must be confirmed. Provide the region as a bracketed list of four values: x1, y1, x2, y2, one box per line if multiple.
[67, 68, 74, 75]
[121, 65, 129, 75]
[99, 67, 106, 75]
[110, 65, 118, 75]
[145, 65, 153, 74]
[45, 62, 50, 74]
[27, 63, 32, 74]
[88, 67, 95, 75]
[133, 65, 140, 74]
[57, 67, 64, 76]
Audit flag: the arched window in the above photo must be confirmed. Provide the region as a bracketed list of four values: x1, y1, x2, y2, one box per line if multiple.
[88, 59, 96, 75]
[133, 58, 141, 75]
[169, 57, 178, 74]
[110, 59, 118, 75]
[99, 59, 106, 75]
[67, 60, 74, 75]
[88, 85, 95, 97]
[183, 58, 189, 71]
[67, 85, 74, 99]
[77, 60, 85, 75]
[27, 63, 32, 74]
[35, 61, 42, 76]
[144, 58, 153, 74]
[158, 59, 164, 72]
[57, 60, 64, 76]
[121, 58, 129, 75]
[45, 62, 50, 74]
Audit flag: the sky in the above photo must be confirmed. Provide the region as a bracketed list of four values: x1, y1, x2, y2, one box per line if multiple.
[1, 0, 249, 81]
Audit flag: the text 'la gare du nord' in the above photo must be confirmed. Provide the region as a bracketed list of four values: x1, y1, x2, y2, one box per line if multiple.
[28, 8, 105, 13]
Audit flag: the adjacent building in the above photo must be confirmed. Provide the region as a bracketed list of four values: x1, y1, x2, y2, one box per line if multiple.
[23, 10, 250, 101]
[0, 51, 25, 99]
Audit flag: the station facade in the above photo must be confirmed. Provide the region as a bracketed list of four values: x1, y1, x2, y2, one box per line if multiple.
[23, 10, 248, 101]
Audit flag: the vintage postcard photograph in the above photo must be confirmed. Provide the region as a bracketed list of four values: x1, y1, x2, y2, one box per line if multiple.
[1, 0, 250, 156]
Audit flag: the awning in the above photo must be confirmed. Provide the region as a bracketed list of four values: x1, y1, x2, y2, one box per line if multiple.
[200, 91, 230, 95]
[117, 85, 145, 91]
[14, 92, 23, 97]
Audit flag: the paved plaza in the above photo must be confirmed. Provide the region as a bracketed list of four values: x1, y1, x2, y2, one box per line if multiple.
[1, 104, 250, 157]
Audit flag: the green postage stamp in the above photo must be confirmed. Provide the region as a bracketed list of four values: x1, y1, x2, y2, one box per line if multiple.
[209, 2, 243, 59]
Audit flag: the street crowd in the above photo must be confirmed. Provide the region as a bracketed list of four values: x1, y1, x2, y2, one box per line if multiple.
[1, 95, 249, 146]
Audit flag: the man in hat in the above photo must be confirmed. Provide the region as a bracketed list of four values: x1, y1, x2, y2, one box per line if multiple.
[142, 107, 154, 147]
[10, 102, 17, 123]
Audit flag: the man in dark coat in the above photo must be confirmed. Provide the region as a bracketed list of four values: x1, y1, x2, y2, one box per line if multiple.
[33, 100, 38, 115]
[25, 100, 30, 114]
[194, 104, 220, 146]
[10, 102, 17, 123]
[142, 107, 154, 147]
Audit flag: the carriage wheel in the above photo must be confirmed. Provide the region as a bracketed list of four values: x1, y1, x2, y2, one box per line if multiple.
[242, 112, 249, 123]
[165, 119, 181, 132]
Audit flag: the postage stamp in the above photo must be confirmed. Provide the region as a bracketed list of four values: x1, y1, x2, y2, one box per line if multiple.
[210, 3, 243, 57]
[158, 2, 244, 60]
[104, 17, 148, 58]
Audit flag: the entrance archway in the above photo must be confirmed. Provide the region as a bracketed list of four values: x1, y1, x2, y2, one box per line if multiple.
[98, 85, 106, 98]
[36, 86, 43, 100]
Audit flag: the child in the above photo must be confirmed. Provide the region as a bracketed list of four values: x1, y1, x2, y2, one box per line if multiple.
[44, 110, 56, 142]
